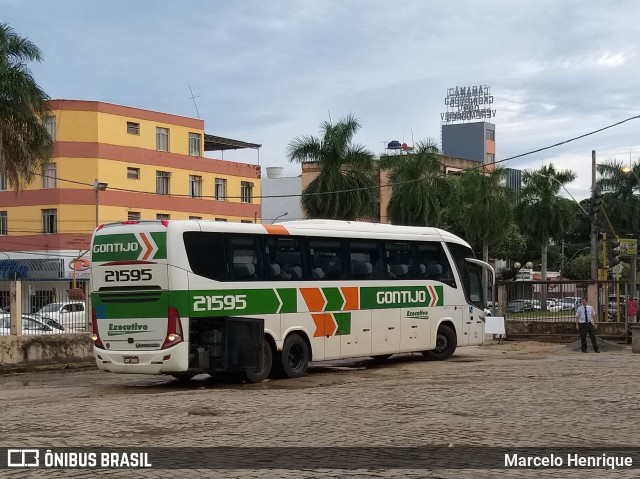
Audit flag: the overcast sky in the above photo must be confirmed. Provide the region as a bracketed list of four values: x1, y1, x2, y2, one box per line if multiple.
[4, 0, 640, 200]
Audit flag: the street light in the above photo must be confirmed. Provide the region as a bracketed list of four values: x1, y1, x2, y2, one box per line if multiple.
[272, 212, 289, 224]
[93, 180, 108, 228]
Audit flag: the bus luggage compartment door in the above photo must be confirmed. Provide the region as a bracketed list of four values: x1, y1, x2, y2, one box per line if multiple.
[223, 317, 264, 373]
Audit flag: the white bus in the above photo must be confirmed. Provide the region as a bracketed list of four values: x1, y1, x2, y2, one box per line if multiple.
[90, 219, 493, 382]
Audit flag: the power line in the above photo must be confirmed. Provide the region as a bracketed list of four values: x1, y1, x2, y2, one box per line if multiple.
[26, 113, 640, 201]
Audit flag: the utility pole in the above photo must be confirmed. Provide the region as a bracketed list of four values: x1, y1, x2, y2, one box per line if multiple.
[591, 150, 598, 281]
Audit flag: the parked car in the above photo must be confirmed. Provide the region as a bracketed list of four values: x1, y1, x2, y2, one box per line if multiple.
[35, 301, 86, 331]
[0, 315, 54, 335]
[505, 300, 536, 313]
[606, 295, 626, 321]
[549, 297, 580, 312]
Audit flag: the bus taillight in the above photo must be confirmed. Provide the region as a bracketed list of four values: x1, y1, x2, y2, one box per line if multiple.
[162, 306, 184, 349]
[91, 308, 105, 349]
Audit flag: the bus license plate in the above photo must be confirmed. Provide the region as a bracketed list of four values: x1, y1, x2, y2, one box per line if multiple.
[123, 356, 139, 364]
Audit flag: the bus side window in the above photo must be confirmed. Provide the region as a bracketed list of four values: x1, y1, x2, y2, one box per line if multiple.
[416, 242, 456, 288]
[348, 240, 382, 280]
[183, 231, 226, 281]
[228, 235, 263, 281]
[266, 237, 303, 281]
[385, 242, 413, 280]
[308, 238, 344, 280]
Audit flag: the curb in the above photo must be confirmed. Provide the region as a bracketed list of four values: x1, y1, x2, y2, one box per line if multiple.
[0, 361, 96, 375]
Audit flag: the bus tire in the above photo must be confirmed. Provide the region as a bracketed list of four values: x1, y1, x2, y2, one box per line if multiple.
[422, 324, 457, 361]
[371, 354, 392, 361]
[171, 372, 196, 381]
[243, 339, 273, 383]
[279, 334, 309, 378]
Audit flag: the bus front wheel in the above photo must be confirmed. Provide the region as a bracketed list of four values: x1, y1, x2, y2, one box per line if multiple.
[243, 339, 273, 383]
[422, 324, 457, 360]
[279, 334, 309, 378]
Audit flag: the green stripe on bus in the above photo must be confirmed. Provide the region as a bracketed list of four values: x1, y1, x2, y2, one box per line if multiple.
[322, 287, 344, 311]
[333, 312, 351, 335]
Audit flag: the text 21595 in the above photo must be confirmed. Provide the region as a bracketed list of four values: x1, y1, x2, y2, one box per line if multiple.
[104, 269, 152, 282]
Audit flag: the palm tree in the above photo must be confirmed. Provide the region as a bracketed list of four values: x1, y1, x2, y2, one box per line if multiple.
[458, 167, 514, 300]
[0, 23, 53, 189]
[380, 140, 452, 227]
[596, 159, 640, 233]
[517, 164, 577, 285]
[287, 114, 378, 220]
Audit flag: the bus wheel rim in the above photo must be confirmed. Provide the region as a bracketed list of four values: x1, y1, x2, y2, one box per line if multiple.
[435, 333, 448, 352]
[288, 344, 303, 370]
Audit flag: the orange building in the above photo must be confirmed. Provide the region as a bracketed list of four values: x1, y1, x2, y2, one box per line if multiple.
[0, 99, 261, 281]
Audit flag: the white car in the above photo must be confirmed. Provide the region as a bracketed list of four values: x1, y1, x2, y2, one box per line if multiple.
[0, 315, 55, 335]
[36, 301, 87, 331]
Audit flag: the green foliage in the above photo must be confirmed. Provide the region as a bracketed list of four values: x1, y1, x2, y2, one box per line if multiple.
[380, 140, 453, 227]
[0, 23, 53, 189]
[288, 114, 379, 220]
[456, 167, 514, 255]
[596, 159, 640, 233]
[562, 254, 592, 280]
[491, 223, 526, 261]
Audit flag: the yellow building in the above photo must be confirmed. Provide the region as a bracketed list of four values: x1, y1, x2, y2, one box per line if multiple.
[0, 99, 261, 282]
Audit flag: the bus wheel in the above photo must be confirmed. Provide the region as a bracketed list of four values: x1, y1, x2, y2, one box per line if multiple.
[171, 372, 196, 381]
[371, 354, 392, 361]
[280, 334, 309, 378]
[243, 340, 273, 384]
[422, 325, 457, 361]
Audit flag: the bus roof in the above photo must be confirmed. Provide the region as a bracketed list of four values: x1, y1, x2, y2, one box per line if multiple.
[96, 219, 472, 248]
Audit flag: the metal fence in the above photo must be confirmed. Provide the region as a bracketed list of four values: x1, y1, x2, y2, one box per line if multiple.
[0, 279, 90, 335]
[496, 280, 636, 324]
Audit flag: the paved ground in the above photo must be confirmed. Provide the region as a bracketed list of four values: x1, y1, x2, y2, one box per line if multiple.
[1, 339, 639, 478]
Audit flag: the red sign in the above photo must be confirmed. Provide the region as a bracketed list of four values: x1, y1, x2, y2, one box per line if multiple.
[69, 258, 90, 271]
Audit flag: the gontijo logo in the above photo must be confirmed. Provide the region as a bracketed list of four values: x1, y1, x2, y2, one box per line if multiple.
[92, 232, 167, 262]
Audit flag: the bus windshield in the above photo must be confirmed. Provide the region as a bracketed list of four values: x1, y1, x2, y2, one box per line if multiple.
[446, 243, 484, 309]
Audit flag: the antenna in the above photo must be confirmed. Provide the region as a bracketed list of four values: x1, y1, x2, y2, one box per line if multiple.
[188, 85, 200, 119]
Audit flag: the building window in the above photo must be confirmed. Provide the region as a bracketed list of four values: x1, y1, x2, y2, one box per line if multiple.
[156, 171, 171, 195]
[215, 178, 227, 200]
[128, 211, 141, 221]
[486, 130, 495, 141]
[127, 167, 140, 180]
[189, 216, 202, 220]
[486, 153, 495, 163]
[0, 172, 7, 191]
[127, 122, 140, 135]
[215, 218, 227, 222]
[42, 209, 57, 234]
[156, 127, 169, 151]
[42, 163, 57, 188]
[43, 116, 56, 141]
[241, 181, 253, 203]
[0, 211, 6, 235]
[189, 133, 201, 157]
[189, 175, 202, 198]
[156, 213, 170, 220]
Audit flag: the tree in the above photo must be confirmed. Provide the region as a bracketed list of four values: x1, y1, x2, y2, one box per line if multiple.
[380, 140, 452, 227]
[456, 166, 514, 301]
[517, 164, 577, 306]
[288, 114, 378, 220]
[596, 159, 640, 232]
[0, 23, 53, 189]
[491, 223, 527, 261]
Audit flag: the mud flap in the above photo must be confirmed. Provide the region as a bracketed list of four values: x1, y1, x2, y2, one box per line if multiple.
[224, 317, 264, 373]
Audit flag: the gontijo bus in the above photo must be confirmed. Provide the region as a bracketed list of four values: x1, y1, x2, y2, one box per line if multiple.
[90, 219, 494, 382]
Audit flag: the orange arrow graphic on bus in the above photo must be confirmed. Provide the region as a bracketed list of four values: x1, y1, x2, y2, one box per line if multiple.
[312, 313, 337, 337]
[301, 288, 326, 312]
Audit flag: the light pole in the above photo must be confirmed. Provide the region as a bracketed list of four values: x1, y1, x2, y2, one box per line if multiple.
[93, 180, 108, 228]
[271, 211, 289, 224]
